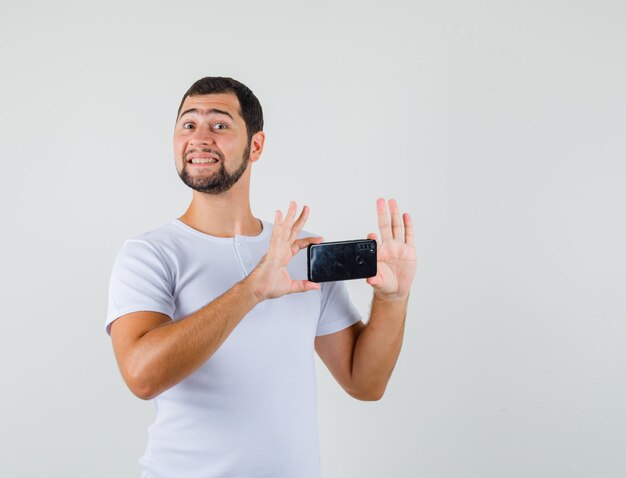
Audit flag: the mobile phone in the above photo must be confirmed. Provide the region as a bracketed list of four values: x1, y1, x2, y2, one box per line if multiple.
[307, 239, 377, 283]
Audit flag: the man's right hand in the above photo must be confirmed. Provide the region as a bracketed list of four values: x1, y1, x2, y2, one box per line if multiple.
[246, 201, 323, 301]
[111, 201, 322, 400]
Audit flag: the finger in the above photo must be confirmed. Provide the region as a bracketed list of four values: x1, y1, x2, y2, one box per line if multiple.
[271, 209, 283, 240]
[289, 280, 321, 294]
[377, 198, 393, 243]
[366, 275, 380, 287]
[289, 205, 310, 242]
[389, 199, 403, 240]
[367, 232, 381, 251]
[291, 236, 323, 254]
[274, 209, 283, 226]
[403, 213, 415, 247]
[266, 210, 284, 256]
[283, 201, 297, 233]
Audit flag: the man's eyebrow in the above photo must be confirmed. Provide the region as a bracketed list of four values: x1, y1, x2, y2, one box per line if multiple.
[178, 108, 234, 121]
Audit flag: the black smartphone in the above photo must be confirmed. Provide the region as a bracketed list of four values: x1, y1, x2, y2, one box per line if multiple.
[307, 239, 377, 283]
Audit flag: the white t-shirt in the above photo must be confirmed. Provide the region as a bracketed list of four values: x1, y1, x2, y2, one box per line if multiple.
[106, 219, 361, 478]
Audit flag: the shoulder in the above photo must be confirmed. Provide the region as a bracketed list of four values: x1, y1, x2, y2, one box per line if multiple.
[115, 221, 184, 270]
[127, 221, 181, 247]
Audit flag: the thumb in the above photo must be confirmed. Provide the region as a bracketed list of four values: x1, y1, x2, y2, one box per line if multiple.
[289, 280, 321, 294]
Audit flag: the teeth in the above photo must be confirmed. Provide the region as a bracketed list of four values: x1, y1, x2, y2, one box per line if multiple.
[190, 158, 218, 164]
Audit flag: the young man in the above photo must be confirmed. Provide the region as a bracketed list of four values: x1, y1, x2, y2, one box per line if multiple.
[106, 77, 416, 477]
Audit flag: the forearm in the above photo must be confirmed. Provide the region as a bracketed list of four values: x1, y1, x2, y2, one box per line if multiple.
[350, 294, 408, 400]
[126, 279, 261, 399]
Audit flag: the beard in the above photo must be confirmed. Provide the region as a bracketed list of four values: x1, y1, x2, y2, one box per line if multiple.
[178, 143, 250, 194]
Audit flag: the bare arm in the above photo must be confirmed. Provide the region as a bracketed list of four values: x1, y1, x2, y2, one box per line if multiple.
[315, 198, 416, 401]
[111, 281, 260, 400]
[110, 202, 322, 400]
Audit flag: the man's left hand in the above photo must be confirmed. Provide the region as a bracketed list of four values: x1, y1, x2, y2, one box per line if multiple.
[366, 198, 417, 301]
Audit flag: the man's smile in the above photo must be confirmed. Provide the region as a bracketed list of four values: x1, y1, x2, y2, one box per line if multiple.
[185, 150, 222, 166]
[188, 157, 219, 165]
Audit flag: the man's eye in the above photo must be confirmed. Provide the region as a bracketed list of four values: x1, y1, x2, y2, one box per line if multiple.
[182, 122, 194, 129]
[213, 123, 227, 130]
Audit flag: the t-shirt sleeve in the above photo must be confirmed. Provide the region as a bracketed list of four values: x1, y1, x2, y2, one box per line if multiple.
[105, 239, 175, 336]
[315, 280, 362, 336]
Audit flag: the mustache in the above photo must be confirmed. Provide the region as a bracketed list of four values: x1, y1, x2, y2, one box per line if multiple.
[184, 147, 225, 163]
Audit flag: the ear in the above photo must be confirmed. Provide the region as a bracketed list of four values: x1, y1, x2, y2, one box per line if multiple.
[248, 131, 265, 163]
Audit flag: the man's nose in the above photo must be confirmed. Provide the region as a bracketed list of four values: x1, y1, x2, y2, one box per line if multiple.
[189, 127, 216, 146]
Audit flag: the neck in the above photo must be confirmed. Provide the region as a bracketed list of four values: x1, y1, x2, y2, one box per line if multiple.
[178, 173, 261, 238]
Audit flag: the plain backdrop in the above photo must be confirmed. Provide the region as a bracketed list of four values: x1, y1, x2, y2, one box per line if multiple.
[1, 1, 625, 477]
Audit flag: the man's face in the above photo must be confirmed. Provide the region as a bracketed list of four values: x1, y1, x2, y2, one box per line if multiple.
[174, 92, 253, 194]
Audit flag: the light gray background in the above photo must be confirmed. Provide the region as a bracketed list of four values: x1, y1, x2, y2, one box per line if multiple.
[1, 1, 625, 477]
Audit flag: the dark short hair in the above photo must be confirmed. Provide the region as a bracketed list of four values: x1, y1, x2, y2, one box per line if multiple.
[176, 77, 264, 142]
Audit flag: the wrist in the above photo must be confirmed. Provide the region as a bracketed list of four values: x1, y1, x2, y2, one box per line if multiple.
[237, 275, 266, 305]
[373, 291, 410, 304]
